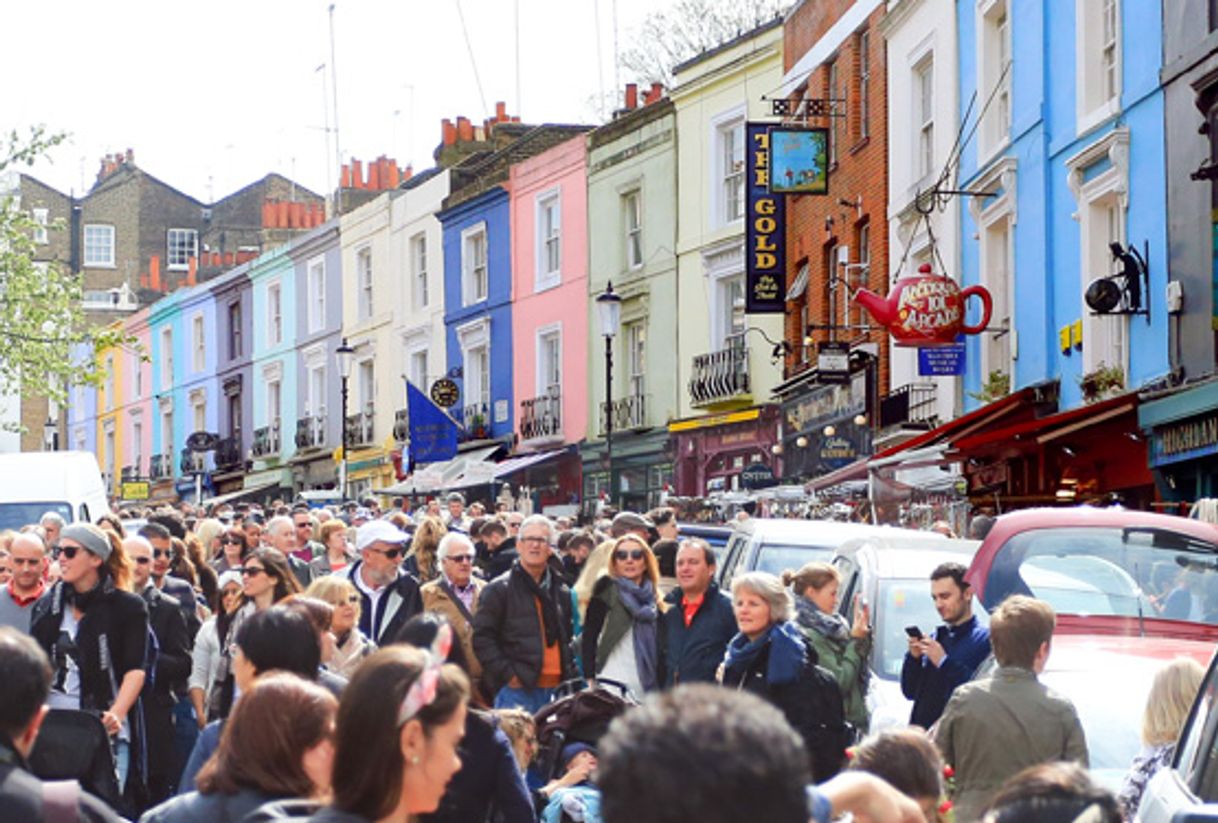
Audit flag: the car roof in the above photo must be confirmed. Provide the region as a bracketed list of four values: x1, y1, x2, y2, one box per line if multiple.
[737, 518, 928, 544]
[836, 536, 980, 578]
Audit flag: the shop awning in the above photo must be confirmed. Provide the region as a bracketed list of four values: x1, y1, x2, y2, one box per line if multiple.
[450, 448, 569, 489]
[786, 262, 810, 301]
[201, 480, 281, 508]
[376, 445, 501, 496]
[949, 392, 1138, 455]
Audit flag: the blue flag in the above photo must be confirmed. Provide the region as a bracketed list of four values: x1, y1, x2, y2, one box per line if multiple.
[407, 380, 458, 464]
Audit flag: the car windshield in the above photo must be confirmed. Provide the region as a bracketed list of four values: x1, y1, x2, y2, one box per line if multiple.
[0, 501, 72, 532]
[985, 526, 1218, 623]
[755, 544, 835, 576]
[872, 578, 988, 680]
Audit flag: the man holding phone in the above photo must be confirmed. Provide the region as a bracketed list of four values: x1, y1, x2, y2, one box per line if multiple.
[900, 562, 991, 729]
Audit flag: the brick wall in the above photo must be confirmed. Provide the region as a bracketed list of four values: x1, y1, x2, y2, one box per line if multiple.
[782, 0, 892, 396]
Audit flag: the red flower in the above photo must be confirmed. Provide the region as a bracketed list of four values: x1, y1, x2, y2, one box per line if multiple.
[943, 764, 955, 778]
[939, 800, 954, 814]
[844, 746, 857, 760]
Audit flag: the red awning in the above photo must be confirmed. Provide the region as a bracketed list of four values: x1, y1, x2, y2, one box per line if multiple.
[872, 385, 1048, 461]
[950, 392, 1137, 455]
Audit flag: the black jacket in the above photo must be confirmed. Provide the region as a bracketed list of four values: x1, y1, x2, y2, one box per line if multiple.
[160, 575, 201, 642]
[0, 738, 120, 823]
[141, 585, 191, 795]
[661, 583, 737, 686]
[345, 562, 422, 645]
[472, 562, 574, 693]
[481, 538, 519, 581]
[420, 710, 534, 823]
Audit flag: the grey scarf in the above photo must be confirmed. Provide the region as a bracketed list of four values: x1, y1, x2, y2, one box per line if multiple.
[793, 589, 850, 642]
[615, 577, 659, 691]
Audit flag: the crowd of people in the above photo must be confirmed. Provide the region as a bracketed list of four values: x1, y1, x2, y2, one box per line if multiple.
[0, 494, 1203, 822]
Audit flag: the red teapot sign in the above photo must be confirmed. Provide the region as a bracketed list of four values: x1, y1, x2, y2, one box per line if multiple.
[854, 263, 992, 347]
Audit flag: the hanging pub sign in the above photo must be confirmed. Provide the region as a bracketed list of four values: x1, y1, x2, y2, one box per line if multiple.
[817, 341, 851, 385]
[768, 127, 829, 195]
[854, 263, 993, 347]
[745, 122, 785, 313]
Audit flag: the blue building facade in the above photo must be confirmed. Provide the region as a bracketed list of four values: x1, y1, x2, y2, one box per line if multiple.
[439, 186, 515, 442]
[248, 246, 299, 495]
[957, 0, 1169, 411]
[209, 264, 255, 497]
[172, 282, 221, 499]
[149, 288, 185, 493]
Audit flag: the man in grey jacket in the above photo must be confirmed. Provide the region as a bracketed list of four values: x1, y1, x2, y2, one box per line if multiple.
[934, 595, 1088, 822]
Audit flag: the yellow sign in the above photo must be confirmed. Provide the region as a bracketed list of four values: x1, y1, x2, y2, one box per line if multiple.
[121, 481, 150, 501]
[1071, 320, 1083, 349]
[1058, 326, 1071, 353]
[668, 408, 761, 433]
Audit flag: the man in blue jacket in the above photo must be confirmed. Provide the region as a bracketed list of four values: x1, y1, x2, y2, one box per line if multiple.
[662, 539, 737, 686]
[900, 562, 991, 728]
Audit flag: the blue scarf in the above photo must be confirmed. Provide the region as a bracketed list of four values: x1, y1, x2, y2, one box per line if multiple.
[615, 577, 659, 691]
[723, 621, 808, 687]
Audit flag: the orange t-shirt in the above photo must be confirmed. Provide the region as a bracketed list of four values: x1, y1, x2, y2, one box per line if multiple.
[535, 598, 562, 688]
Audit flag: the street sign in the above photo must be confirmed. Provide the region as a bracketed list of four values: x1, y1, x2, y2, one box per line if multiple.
[185, 431, 219, 452]
[818, 341, 851, 384]
[918, 340, 966, 376]
[430, 378, 460, 408]
[740, 462, 778, 490]
[121, 481, 150, 501]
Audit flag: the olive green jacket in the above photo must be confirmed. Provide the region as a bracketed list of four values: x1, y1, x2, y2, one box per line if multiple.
[799, 624, 871, 730]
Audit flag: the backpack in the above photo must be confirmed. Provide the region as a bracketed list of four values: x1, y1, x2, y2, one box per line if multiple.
[800, 656, 854, 782]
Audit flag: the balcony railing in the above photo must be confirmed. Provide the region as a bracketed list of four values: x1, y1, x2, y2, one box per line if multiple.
[180, 448, 205, 475]
[295, 415, 326, 450]
[461, 401, 490, 441]
[879, 383, 939, 430]
[393, 408, 409, 442]
[252, 419, 281, 458]
[689, 337, 750, 408]
[120, 465, 140, 482]
[150, 453, 171, 481]
[600, 393, 648, 435]
[520, 391, 562, 442]
[345, 410, 374, 448]
[215, 433, 242, 471]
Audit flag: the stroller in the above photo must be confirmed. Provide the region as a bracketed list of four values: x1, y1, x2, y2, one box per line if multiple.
[28, 709, 121, 809]
[532, 678, 636, 781]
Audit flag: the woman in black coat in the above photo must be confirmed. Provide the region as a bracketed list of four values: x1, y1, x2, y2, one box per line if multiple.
[719, 570, 848, 782]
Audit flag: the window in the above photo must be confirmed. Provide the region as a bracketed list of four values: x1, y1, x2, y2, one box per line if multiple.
[192, 315, 205, 372]
[828, 60, 840, 166]
[131, 420, 142, 474]
[167, 229, 198, 270]
[625, 321, 646, 399]
[719, 121, 745, 223]
[472, 348, 490, 407]
[83, 224, 115, 267]
[916, 57, 935, 179]
[131, 352, 142, 399]
[357, 247, 373, 320]
[307, 257, 326, 333]
[267, 379, 281, 428]
[358, 361, 374, 412]
[161, 408, 173, 462]
[979, 0, 1011, 158]
[228, 394, 241, 437]
[858, 31, 870, 141]
[537, 327, 562, 396]
[462, 225, 488, 305]
[1075, 0, 1122, 132]
[411, 234, 428, 309]
[624, 190, 643, 269]
[718, 275, 746, 349]
[193, 398, 206, 433]
[850, 224, 871, 333]
[104, 430, 115, 484]
[32, 208, 48, 245]
[308, 365, 326, 418]
[536, 191, 561, 288]
[267, 282, 282, 346]
[799, 303, 810, 364]
[160, 327, 173, 388]
[410, 350, 429, 393]
[228, 302, 242, 359]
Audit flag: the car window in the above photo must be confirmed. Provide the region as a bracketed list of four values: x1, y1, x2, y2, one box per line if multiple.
[0, 502, 72, 532]
[718, 534, 747, 587]
[753, 544, 835, 577]
[873, 580, 988, 680]
[1178, 659, 1218, 799]
[78, 503, 89, 523]
[833, 556, 859, 615]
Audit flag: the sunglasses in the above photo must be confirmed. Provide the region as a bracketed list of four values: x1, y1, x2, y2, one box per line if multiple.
[134, 556, 152, 565]
[241, 566, 266, 577]
[222, 587, 243, 598]
[221, 537, 243, 545]
[446, 554, 474, 563]
[367, 547, 403, 560]
[153, 549, 173, 559]
[615, 549, 646, 561]
[59, 545, 83, 560]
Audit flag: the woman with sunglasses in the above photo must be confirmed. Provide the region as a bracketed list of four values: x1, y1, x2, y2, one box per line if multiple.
[189, 570, 244, 727]
[210, 529, 249, 575]
[581, 534, 668, 697]
[305, 576, 375, 679]
[29, 523, 148, 795]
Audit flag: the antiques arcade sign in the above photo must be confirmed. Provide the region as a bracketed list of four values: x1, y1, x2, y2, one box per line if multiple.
[745, 123, 785, 313]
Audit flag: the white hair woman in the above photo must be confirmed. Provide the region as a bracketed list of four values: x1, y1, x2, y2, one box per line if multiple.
[719, 571, 845, 782]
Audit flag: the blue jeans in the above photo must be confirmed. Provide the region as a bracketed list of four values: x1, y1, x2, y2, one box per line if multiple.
[172, 697, 199, 778]
[113, 739, 129, 792]
[494, 685, 555, 714]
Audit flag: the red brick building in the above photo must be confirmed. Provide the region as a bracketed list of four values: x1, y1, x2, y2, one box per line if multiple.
[775, 0, 891, 483]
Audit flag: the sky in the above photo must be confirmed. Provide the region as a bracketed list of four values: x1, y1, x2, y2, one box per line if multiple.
[3, 0, 657, 203]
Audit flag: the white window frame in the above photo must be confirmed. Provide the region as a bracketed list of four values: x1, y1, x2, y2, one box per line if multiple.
[32, 208, 48, 245]
[409, 348, 429, 396]
[1075, 0, 1122, 135]
[83, 224, 115, 268]
[461, 223, 489, 306]
[104, 355, 114, 412]
[829, 60, 841, 166]
[977, 0, 1011, 162]
[858, 30, 871, 141]
[191, 313, 205, 372]
[535, 323, 563, 397]
[356, 246, 373, 321]
[131, 351, 143, 399]
[266, 280, 283, 347]
[228, 301, 243, 360]
[159, 398, 174, 463]
[535, 189, 562, 290]
[709, 106, 747, 228]
[457, 318, 491, 408]
[704, 241, 746, 349]
[1067, 128, 1130, 377]
[410, 233, 428, 309]
[160, 327, 173, 388]
[307, 255, 326, 334]
[130, 416, 143, 475]
[624, 320, 647, 400]
[623, 188, 643, 270]
[167, 228, 198, 271]
[191, 389, 207, 433]
[968, 157, 1019, 382]
[914, 55, 936, 181]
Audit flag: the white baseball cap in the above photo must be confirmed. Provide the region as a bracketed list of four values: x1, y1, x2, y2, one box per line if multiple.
[356, 520, 412, 552]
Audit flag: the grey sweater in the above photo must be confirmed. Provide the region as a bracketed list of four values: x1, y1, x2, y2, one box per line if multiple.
[0, 585, 39, 633]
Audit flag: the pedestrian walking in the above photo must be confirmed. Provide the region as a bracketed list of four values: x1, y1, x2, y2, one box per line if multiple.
[934, 595, 1088, 822]
[901, 562, 991, 728]
[420, 532, 486, 701]
[479, 519, 517, 580]
[404, 515, 446, 584]
[848, 728, 945, 823]
[188, 571, 243, 725]
[209, 528, 249, 575]
[786, 561, 872, 732]
[0, 532, 47, 632]
[309, 521, 356, 578]
[339, 520, 422, 645]
[262, 516, 315, 589]
[661, 537, 736, 686]
[304, 576, 376, 680]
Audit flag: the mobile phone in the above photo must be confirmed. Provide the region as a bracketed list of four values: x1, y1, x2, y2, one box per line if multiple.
[904, 625, 924, 639]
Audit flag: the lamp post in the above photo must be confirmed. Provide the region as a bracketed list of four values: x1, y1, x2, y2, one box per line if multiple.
[596, 282, 622, 507]
[335, 338, 355, 501]
[43, 417, 57, 452]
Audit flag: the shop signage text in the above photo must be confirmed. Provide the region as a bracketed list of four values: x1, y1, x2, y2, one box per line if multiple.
[1151, 413, 1218, 467]
[745, 123, 785, 313]
[854, 263, 993, 347]
[782, 372, 866, 435]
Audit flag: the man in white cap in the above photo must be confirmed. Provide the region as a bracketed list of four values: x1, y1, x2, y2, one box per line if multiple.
[339, 520, 422, 645]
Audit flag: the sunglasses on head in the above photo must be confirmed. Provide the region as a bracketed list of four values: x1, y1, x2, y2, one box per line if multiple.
[615, 549, 646, 561]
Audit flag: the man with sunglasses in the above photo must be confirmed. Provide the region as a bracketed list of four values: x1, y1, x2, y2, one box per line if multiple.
[137, 523, 200, 641]
[420, 533, 487, 703]
[338, 520, 422, 645]
[0, 533, 47, 633]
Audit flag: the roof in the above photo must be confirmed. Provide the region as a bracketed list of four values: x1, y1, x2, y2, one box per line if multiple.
[737, 518, 927, 545]
[671, 15, 784, 76]
[837, 536, 980, 578]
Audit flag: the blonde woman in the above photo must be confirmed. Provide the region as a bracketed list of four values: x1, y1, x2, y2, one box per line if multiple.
[574, 539, 615, 622]
[304, 575, 376, 679]
[581, 534, 668, 696]
[1118, 657, 1206, 819]
[404, 515, 446, 583]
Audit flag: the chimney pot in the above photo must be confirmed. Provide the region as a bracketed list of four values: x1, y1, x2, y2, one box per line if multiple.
[625, 83, 638, 109]
[496, 101, 507, 121]
[442, 118, 456, 146]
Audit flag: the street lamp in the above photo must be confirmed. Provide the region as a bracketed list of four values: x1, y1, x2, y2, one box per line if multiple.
[596, 282, 622, 506]
[335, 338, 355, 501]
[43, 417, 57, 452]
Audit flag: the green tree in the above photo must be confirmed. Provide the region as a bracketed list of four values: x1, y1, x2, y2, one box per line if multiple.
[0, 126, 137, 425]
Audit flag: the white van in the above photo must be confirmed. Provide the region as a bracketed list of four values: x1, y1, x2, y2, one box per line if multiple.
[0, 451, 111, 531]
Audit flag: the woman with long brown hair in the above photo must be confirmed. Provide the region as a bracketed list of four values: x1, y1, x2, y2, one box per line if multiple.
[211, 528, 250, 574]
[403, 515, 445, 583]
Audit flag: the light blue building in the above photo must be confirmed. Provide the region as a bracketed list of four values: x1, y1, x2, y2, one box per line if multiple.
[171, 281, 222, 499]
[247, 245, 299, 496]
[149, 288, 187, 496]
[957, 0, 1168, 410]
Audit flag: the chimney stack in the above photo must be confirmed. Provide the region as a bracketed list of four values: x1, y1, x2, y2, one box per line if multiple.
[625, 83, 638, 109]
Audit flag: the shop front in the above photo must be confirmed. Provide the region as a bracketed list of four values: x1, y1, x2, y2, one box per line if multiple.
[779, 373, 871, 484]
[243, 466, 293, 505]
[669, 406, 781, 497]
[1139, 379, 1218, 503]
[580, 430, 673, 516]
[346, 445, 397, 503]
[290, 448, 340, 496]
